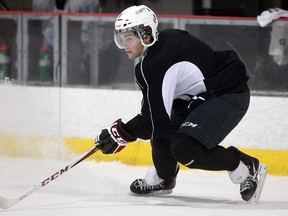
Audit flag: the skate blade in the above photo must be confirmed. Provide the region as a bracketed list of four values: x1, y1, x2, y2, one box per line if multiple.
[130, 189, 173, 197]
[248, 163, 267, 204]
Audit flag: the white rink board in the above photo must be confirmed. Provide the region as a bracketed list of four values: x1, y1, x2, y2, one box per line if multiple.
[0, 85, 288, 150]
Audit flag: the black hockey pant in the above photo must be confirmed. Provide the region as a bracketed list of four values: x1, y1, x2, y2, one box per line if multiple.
[151, 90, 250, 180]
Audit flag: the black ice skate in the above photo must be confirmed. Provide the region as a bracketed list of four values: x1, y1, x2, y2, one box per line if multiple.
[228, 146, 267, 204]
[130, 177, 176, 195]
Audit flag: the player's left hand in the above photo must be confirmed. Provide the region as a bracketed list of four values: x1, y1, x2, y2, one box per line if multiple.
[95, 119, 137, 154]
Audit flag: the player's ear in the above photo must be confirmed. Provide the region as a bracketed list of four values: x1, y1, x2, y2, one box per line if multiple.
[143, 35, 152, 45]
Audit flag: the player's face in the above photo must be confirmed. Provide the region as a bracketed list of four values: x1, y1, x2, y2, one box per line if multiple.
[120, 32, 144, 59]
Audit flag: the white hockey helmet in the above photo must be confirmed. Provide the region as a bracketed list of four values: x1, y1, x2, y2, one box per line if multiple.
[114, 5, 158, 49]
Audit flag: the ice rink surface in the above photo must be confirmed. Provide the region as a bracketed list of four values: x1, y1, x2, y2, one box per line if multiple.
[0, 157, 287, 216]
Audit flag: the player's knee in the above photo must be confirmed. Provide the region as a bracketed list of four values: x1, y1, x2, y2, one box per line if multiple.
[171, 134, 203, 168]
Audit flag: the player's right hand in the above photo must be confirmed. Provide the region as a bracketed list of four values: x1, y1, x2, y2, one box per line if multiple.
[95, 119, 137, 154]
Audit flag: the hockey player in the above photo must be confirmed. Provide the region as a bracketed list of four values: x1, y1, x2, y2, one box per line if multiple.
[95, 5, 267, 203]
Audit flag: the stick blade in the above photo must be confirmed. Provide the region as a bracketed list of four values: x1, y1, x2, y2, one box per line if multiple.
[0, 195, 9, 209]
[0, 195, 18, 209]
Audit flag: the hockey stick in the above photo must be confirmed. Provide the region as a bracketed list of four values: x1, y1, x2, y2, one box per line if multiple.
[0, 144, 100, 209]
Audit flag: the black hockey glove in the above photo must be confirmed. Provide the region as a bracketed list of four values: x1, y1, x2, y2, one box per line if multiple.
[95, 119, 137, 154]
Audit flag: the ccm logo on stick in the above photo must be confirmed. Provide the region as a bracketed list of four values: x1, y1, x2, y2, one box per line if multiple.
[41, 165, 69, 186]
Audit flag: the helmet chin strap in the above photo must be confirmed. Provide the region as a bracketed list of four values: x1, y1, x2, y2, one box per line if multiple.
[140, 36, 157, 55]
[141, 46, 148, 56]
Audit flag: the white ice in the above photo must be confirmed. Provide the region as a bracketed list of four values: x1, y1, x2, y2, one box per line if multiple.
[0, 157, 287, 216]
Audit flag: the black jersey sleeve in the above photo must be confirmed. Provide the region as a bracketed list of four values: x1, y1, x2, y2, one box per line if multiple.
[125, 114, 153, 140]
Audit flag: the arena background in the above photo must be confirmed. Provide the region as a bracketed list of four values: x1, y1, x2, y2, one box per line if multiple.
[1, 0, 288, 176]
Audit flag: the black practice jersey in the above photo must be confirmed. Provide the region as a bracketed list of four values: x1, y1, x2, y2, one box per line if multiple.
[125, 29, 249, 140]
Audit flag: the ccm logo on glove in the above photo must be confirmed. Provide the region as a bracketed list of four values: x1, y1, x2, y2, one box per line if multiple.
[96, 119, 137, 154]
[111, 126, 127, 144]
